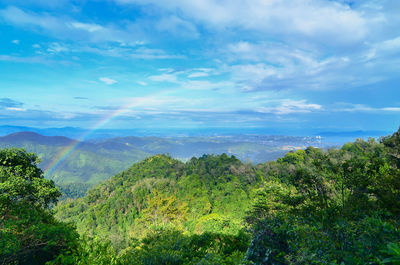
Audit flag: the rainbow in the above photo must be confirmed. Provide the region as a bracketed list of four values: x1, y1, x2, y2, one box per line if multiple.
[45, 90, 175, 176]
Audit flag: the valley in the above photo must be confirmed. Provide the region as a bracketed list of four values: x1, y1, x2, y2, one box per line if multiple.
[0, 131, 332, 186]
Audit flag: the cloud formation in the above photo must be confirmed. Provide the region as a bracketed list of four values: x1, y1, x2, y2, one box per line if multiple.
[0, 1, 399, 132]
[257, 100, 322, 115]
[99, 77, 117, 85]
[0, 98, 24, 109]
[0, 6, 137, 44]
[115, 0, 367, 45]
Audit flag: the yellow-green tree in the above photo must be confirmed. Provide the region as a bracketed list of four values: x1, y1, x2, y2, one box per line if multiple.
[136, 190, 188, 235]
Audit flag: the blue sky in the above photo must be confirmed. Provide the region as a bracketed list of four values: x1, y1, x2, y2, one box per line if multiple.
[0, 0, 399, 133]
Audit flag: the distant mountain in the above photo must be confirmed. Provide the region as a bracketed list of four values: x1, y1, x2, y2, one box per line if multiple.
[0, 125, 87, 139]
[316, 130, 389, 138]
[4, 125, 390, 140]
[0, 131, 76, 146]
[0, 125, 283, 138]
[0, 131, 336, 185]
[0, 132, 150, 184]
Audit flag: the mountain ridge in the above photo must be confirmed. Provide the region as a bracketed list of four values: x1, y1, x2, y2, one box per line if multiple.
[0, 131, 327, 184]
[0, 131, 77, 146]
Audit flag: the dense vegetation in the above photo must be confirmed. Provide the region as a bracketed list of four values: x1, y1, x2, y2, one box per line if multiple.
[0, 132, 150, 185]
[246, 138, 400, 264]
[55, 153, 258, 258]
[0, 149, 79, 265]
[2, 128, 400, 264]
[0, 132, 317, 187]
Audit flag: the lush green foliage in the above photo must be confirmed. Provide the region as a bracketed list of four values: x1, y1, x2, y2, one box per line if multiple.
[244, 135, 400, 264]
[57, 182, 92, 200]
[4, 127, 400, 264]
[0, 148, 79, 265]
[0, 132, 151, 185]
[0, 132, 308, 186]
[55, 154, 259, 251]
[118, 229, 249, 265]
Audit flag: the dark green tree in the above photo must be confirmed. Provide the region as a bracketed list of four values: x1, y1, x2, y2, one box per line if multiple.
[0, 148, 79, 265]
[245, 140, 400, 264]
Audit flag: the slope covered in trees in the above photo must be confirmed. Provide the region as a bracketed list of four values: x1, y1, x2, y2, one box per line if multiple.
[3, 128, 400, 264]
[55, 154, 260, 252]
[246, 138, 400, 264]
[0, 132, 324, 187]
[0, 148, 79, 265]
[0, 132, 150, 185]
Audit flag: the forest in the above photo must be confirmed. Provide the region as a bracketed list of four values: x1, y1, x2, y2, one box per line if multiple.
[2, 128, 400, 264]
[0, 131, 314, 184]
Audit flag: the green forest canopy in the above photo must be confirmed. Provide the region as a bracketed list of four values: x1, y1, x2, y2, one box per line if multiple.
[2, 128, 400, 264]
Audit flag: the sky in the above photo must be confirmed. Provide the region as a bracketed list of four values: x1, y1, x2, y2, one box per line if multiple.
[0, 0, 400, 134]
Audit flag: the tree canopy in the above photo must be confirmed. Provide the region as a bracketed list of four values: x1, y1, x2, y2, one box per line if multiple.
[4, 128, 400, 264]
[0, 148, 79, 265]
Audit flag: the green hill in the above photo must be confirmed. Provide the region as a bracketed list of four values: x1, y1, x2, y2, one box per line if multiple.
[4, 128, 400, 264]
[55, 154, 261, 250]
[0, 131, 323, 188]
[53, 128, 400, 264]
[0, 132, 150, 185]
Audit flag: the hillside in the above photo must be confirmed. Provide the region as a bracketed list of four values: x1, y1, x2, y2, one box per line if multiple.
[52, 128, 400, 264]
[0, 132, 326, 186]
[0, 132, 150, 184]
[3, 128, 400, 264]
[55, 154, 261, 250]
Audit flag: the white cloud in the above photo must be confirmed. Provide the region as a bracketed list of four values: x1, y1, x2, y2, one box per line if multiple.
[158, 68, 175, 72]
[155, 15, 199, 38]
[0, 6, 65, 32]
[335, 103, 375, 112]
[6, 107, 26, 111]
[107, 95, 203, 112]
[149, 73, 178, 83]
[99, 77, 117, 85]
[377, 36, 400, 52]
[334, 103, 400, 113]
[115, 0, 367, 46]
[229, 63, 282, 91]
[0, 54, 49, 64]
[362, 35, 400, 63]
[130, 47, 184, 59]
[231, 63, 277, 81]
[137, 81, 147, 86]
[47, 42, 68, 53]
[257, 99, 322, 115]
[182, 80, 232, 90]
[381, 107, 400, 112]
[69, 45, 181, 60]
[188, 72, 209, 78]
[0, 6, 139, 44]
[11, 39, 19, 44]
[149, 70, 231, 90]
[69, 22, 104, 32]
[224, 40, 383, 91]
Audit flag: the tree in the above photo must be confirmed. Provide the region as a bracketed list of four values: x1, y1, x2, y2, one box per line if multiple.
[245, 139, 400, 264]
[136, 190, 188, 235]
[0, 148, 79, 265]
